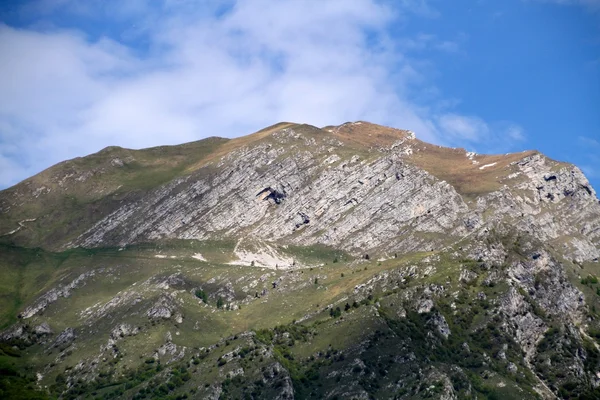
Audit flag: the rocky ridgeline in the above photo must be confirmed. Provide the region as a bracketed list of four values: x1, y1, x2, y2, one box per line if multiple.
[60, 125, 599, 265]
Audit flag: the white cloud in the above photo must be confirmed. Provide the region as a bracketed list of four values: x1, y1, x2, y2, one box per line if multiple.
[0, 0, 524, 188]
[437, 114, 490, 142]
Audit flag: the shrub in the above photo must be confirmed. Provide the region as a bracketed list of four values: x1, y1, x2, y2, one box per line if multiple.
[195, 289, 208, 303]
[330, 307, 342, 318]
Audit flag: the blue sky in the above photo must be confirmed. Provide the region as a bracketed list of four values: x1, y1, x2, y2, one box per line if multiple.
[0, 0, 598, 191]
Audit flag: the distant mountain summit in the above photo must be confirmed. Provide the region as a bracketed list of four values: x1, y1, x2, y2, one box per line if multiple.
[1, 122, 599, 399]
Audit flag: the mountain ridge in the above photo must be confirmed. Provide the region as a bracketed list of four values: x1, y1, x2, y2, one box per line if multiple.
[1, 121, 600, 400]
[2, 121, 594, 252]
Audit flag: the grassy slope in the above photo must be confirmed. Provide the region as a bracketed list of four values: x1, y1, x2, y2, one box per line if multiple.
[2, 234, 600, 399]
[0, 137, 229, 249]
[327, 122, 565, 197]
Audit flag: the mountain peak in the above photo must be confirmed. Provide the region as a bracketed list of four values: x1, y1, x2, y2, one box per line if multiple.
[1, 120, 600, 399]
[324, 121, 416, 146]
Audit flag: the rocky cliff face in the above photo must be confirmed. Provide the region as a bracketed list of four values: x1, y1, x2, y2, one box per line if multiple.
[1, 121, 599, 400]
[3, 122, 597, 260]
[72, 130, 470, 255]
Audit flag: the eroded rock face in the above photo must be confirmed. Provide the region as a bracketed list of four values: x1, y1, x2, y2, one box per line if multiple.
[428, 312, 451, 339]
[476, 155, 600, 262]
[60, 126, 598, 266]
[19, 271, 96, 319]
[110, 323, 139, 340]
[0, 324, 28, 341]
[509, 252, 585, 321]
[33, 322, 53, 336]
[267, 362, 295, 400]
[147, 295, 178, 320]
[499, 287, 547, 360]
[53, 328, 76, 349]
[0, 124, 597, 265]
[73, 142, 471, 255]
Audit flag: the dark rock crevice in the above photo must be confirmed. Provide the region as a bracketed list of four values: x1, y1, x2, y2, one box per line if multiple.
[294, 212, 310, 229]
[581, 185, 592, 196]
[256, 187, 287, 204]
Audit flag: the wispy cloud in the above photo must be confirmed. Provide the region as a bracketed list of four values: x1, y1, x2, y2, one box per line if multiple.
[530, 0, 600, 11]
[504, 124, 526, 141]
[575, 138, 600, 184]
[397, 0, 441, 18]
[579, 136, 600, 147]
[437, 114, 490, 142]
[435, 40, 461, 53]
[435, 115, 526, 152]
[396, 33, 464, 54]
[581, 165, 598, 178]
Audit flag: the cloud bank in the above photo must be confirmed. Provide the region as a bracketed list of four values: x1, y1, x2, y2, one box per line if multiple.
[0, 0, 525, 188]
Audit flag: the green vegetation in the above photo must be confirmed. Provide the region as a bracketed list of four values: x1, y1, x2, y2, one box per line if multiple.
[0, 230, 598, 399]
[0, 347, 51, 399]
[581, 274, 599, 285]
[194, 289, 208, 303]
[329, 307, 341, 318]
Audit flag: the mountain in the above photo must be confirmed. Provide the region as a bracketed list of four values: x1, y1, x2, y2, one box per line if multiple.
[0, 121, 599, 400]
